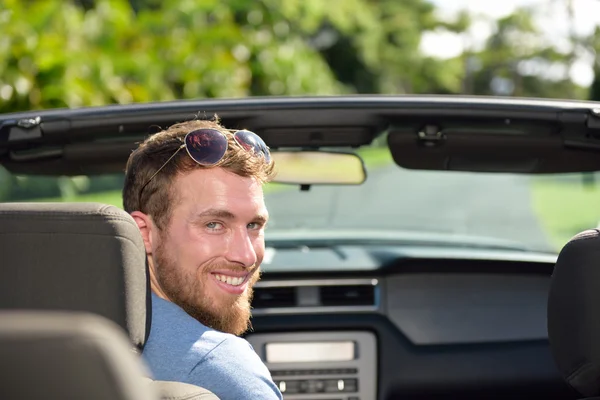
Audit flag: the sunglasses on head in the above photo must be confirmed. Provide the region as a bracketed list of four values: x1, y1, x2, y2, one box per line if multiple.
[138, 128, 271, 208]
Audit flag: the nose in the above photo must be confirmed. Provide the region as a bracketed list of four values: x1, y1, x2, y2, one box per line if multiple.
[225, 227, 258, 268]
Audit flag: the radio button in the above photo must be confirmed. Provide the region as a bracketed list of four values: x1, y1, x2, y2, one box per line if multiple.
[275, 380, 302, 394]
[323, 378, 358, 393]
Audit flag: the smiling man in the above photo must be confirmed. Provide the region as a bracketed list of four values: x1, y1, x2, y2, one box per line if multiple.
[122, 119, 283, 399]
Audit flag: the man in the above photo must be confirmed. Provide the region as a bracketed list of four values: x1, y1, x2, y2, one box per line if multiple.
[122, 119, 283, 400]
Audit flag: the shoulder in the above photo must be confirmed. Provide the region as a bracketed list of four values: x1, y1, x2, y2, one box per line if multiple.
[205, 333, 256, 354]
[189, 336, 283, 400]
[143, 296, 230, 380]
[145, 295, 225, 353]
[144, 296, 281, 399]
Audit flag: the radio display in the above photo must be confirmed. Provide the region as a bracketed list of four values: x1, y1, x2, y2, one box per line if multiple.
[265, 341, 356, 363]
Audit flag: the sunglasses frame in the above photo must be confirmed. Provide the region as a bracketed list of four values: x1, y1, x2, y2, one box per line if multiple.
[137, 128, 270, 210]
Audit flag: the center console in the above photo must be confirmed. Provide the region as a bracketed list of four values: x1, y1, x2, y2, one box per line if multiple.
[247, 331, 377, 400]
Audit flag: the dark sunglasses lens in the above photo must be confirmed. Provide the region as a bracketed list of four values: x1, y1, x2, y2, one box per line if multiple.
[234, 130, 271, 163]
[185, 129, 228, 165]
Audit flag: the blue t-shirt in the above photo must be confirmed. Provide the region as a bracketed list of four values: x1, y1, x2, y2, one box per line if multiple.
[142, 293, 283, 400]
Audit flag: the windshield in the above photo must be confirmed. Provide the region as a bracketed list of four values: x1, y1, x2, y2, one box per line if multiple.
[1, 145, 596, 254]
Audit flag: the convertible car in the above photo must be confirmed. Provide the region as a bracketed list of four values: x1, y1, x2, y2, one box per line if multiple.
[2, 95, 600, 400]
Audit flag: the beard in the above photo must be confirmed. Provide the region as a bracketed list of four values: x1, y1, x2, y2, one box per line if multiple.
[153, 240, 260, 336]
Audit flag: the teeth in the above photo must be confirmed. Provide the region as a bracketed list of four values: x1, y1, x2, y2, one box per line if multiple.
[214, 274, 245, 286]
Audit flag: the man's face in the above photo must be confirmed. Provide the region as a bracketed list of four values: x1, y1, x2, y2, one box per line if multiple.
[150, 167, 268, 335]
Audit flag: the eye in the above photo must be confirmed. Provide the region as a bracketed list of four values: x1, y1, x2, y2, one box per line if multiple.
[206, 222, 224, 231]
[247, 222, 262, 230]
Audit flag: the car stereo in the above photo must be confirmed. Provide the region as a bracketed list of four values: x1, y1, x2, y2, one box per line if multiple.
[247, 331, 377, 400]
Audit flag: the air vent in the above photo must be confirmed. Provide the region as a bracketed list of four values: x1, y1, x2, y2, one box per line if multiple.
[320, 285, 376, 306]
[251, 279, 380, 314]
[252, 287, 296, 308]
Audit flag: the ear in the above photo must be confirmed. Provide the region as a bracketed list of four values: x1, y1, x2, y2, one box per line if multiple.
[131, 211, 154, 255]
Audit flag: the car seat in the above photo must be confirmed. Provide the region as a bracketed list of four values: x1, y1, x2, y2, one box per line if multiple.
[0, 202, 219, 400]
[548, 229, 600, 399]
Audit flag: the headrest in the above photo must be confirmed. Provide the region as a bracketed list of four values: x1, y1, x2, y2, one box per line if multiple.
[548, 229, 600, 397]
[0, 311, 156, 400]
[0, 203, 149, 349]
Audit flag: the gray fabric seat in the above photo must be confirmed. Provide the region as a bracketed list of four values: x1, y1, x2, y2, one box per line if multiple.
[0, 311, 157, 400]
[0, 202, 219, 400]
[149, 380, 220, 400]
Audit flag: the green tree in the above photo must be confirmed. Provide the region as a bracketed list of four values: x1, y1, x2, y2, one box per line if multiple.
[0, 0, 472, 114]
[585, 27, 600, 101]
[1, 0, 592, 115]
[0, 0, 350, 113]
[465, 6, 587, 99]
[590, 70, 600, 101]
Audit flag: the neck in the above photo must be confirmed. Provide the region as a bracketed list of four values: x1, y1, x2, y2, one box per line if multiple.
[148, 258, 171, 302]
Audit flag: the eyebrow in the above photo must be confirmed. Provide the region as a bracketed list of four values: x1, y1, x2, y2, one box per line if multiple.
[195, 208, 269, 224]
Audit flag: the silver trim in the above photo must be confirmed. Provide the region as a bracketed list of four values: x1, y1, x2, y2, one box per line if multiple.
[254, 278, 378, 288]
[252, 278, 381, 315]
[252, 305, 379, 316]
[17, 116, 40, 128]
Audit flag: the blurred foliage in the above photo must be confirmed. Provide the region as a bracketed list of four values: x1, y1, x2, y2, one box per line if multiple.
[0, 0, 465, 113]
[3, 0, 597, 116]
[591, 68, 600, 101]
[587, 27, 600, 101]
[0, 0, 339, 112]
[0, 171, 125, 202]
[464, 7, 589, 99]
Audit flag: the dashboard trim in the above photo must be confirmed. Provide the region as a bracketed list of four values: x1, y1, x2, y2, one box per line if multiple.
[252, 304, 380, 316]
[252, 278, 382, 316]
[254, 278, 379, 287]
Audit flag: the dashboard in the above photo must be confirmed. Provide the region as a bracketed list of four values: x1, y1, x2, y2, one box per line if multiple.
[245, 247, 578, 400]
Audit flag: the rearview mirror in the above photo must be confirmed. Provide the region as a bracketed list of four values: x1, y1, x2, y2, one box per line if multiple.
[272, 151, 366, 185]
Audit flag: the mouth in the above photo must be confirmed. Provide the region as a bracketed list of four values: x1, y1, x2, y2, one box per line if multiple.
[210, 271, 251, 295]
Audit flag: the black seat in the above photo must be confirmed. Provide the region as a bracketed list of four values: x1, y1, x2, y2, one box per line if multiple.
[0, 202, 218, 400]
[548, 229, 600, 399]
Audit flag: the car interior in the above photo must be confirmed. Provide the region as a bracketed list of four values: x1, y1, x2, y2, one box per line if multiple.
[2, 95, 600, 399]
